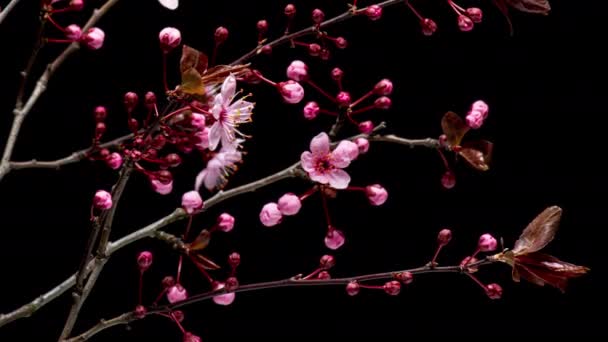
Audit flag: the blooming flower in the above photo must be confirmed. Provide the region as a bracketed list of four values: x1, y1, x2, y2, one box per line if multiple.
[208, 75, 254, 151]
[300, 132, 358, 189]
[195, 141, 243, 191]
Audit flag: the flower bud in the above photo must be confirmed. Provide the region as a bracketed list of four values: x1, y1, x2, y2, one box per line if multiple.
[324, 229, 345, 250]
[320, 48, 331, 60]
[331, 67, 344, 81]
[284, 4, 296, 18]
[365, 5, 382, 21]
[466, 110, 484, 129]
[334, 37, 348, 49]
[478, 234, 497, 252]
[95, 122, 106, 139]
[226, 276, 239, 291]
[317, 271, 331, 279]
[384, 280, 401, 296]
[365, 184, 388, 206]
[162, 276, 176, 289]
[308, 43, 321, 56]
[181, 190, 203, 214]
[437, 229, 452, 246]
[212, 281, 235, 306]
[94, 106, 107, 122]
[354, 137, 369, 154]
[278, 81, 305, 104]
[69, 0, 84, 11]
[82, 27, 104, 50]
[346, 281, 360, 296]
[151, 179, 173, 195]
[156, 170, 173, 184]
[65, 24, 82, 40]
[286, 60, 308, 81]
[159, 27, 181, 52]
[183, 332, 202, 342]
[303, 101, 320, 120]
[228, 252, 241, 268]
[312, 9, 324, 23]
[93, 190, 112, 210]
[256, 20, 268, 34]
[137, 251, 153, 272]
[441, 170, 456, 189]
[214, 26, 229, 44]
[320, 254, 335, 270]
[374, 79, 393, 95]
[395, 271, 413, 284]
[172, 310, 184, 322]
[471, 100, 489, 119]
[374, 96, 392, 110]
[466, 8, 483, 23]
[336, 91, 351, 107]
[277, 193, 302, 216]
[458, 15, 474, 32]
[421, 18, 437, 36]
[123, 92, 138, 113]
[485, 283, 503, 300]
[167, 284, 188, 303]
[144, 91, 157, 111]
[134, 305, 146, 319]
[260, 202, 282, 227]
[105, 152, 123, 170]
[217, 213, 235, 232]
[358, 121, 374, 134]
[164, 153, 182, 168]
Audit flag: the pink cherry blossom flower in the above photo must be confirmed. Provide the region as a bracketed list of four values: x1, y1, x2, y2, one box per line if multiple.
[181, 191, 203, 214]
[278, 81, 305, 104]
[301, 133, 357, 189]
[195, 142, 243, 191]
[151, 179, 173, 195]
[325, 229, 345, 250]
[277, 193, 301, 216]
[260, 202, 282, 227]
[366, 184, 388, 206]
[167, 284, 187, 303]
[286, 60, 308, 81]
[82, 27, 105, 50]
[93, 190, 112, 210]
[208, 75, 254, 151]
[217, 213, 235, 232]
[212, 282, 236, 305]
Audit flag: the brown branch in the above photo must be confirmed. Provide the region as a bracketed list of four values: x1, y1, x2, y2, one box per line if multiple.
[69, 259, 495, 340]
[0, 0, 121, 182]
[0, 0, 22, 25]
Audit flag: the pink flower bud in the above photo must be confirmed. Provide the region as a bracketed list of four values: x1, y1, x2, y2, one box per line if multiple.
[277, 193, 302, 216]
[286, 60, 308, 81]
[374, 79, 393, 96]
[134, 305, 146, 319]
[260, 202, 282, 227]
[336, 91, 351, 107]
[172, 310, 184, 322]
[229, 252, 241, 268]
[257, 20, 268, 34]
[441, 170, 456, 189]
[317, 271, 331, 279]
[325, 229, 345, 250]
[94, 106, 107, 122]
[395, 271, 413, 284]
[156, 170, 173, 185]
[181, 191, 203, 214]
[458, 15, 474, 32]
[128, 118, 139, 132]
[144, 91, 157, 111]
[384, 280, 401, 296]
[123, 92, 138, 113]
[374, 96, 392, 109]
[421, 18, 438, 36]
[217, 213, 235, 232]
[320, 48, 331, 60]
[471, 100, 489, 119]
[226, 276, 239, 291]
[308, 43, 321, 56]
[331, 67, 344, 81]
[437, 229, 452, 245]
[93, 190, 112, 210]
[284, 4, 296, 18]
[334, 37, 348, 49]
[137, 251, 153, 272]
[194, 127, 210, 150]
[466, 8, 483, 23]
[261, 45, 272, 55]
[460, 256, 479, 273]
[485, 283, 503, 300]
[212, 282, 235, 306]
[183, 332, 202, 342]
[95, 122, 106, 139]
[159, 27, 181, 52]
[365, 5, 382, 21]
[358, 121, 374, 134]
[82, 27, 104, 50]
[190, 113, 206, 130]
[69, 0, 84, 11]
[167, 284, 188, 303]
[278, 81, 305, 104]
[346, 281, 360, 296]
[312, 9, 324, 23]
[466, 110, 484, 129]
[320, 254, 336, 269]
[354, 137, 369, 154]
[303, 101, 320, 120]
[365, 184, 388, 206]
[162, 276, 176, 289]
[214, 26, 229, 44]
[478, 234, 497, 252]
[65, 24, 82, 40]
[164, 153, 182, 168]
[151, 179, 173, 195]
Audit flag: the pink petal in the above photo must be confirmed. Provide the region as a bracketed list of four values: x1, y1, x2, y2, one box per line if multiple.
[331, 140, 358, 168]
[310, 132, 330, 156]
[300, 151, 316, 172]
[194, 169, 207, 192]
[309, 170, 330, 185]
[327, 169, 350, 189]
[325, 229, 345, 250]
[221, 75, 237, 101]
[208, 122, 222, 151]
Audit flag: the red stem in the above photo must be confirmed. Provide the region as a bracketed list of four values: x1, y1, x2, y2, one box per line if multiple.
[46, 15, 67, 32]
[466, 273, 487, 291]
[406, 0, 424, 21]
[306, 80, 337, 103]
[45, 38, 73, 44]
[349, 104, 376, 115]
[320, 192, 332, 227]
[171, 313, 186, 333]
[319, 109, 339, 116]
[431, 244, 444, 265]
[162, 53, 169, 93]
[138, 271, 143, 305]
[436, 149, 450, 169]
[299, 187, 318, 201]
[350, 90, 374, 109]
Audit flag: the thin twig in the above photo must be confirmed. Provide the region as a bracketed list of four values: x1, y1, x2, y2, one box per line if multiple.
[0, 0, 22, 25]
[70, 259, 495, 341]
[0, 0, 121, 182]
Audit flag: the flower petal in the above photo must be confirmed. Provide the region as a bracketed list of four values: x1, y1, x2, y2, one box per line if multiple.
[310, 132, 330, 156]
[309, 170, 330, 185]
[300, 151, 316, 172]
[331, 140, 358, 168]
[208, 122, 222, 151]
[221, 75, 237, 101]
[327, 169, 351, 189]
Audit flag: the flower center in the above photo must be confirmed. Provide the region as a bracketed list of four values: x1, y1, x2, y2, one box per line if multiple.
[316, 156, 333, 172]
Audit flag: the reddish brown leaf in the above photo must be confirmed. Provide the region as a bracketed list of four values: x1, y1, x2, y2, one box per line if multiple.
[188, 229, 211, 251]
[505, 0, 551, 15]
[441, 111, 469, 147]
[459, 140, 493, 171]
[512, 206, 561, 255]
[493, 0, 515, 35]
[193, 253, 221, 270]
[514, 253, 589, 293]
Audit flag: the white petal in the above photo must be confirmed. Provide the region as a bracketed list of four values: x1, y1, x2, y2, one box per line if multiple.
[158, 0, 178, 10]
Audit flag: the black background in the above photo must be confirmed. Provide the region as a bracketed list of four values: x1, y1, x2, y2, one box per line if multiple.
[0, 0, 606, 340]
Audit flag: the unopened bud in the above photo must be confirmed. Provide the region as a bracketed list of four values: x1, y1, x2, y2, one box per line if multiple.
[137, 251, 153, 272]
[437, 229, 452, 245]
[320, 254, 335, 269]
[384, 280, 401, 295]
[214, 26, 229, 44]
[346, 281, 360, 296]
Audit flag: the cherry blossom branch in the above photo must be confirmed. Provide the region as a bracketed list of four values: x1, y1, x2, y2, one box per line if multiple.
[230, 0, 406, 65]
[0, 0, 121, 182]
[66, 258, 495, 341]
[0, 0, 21, 25]
[0, 131, 438, 328]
